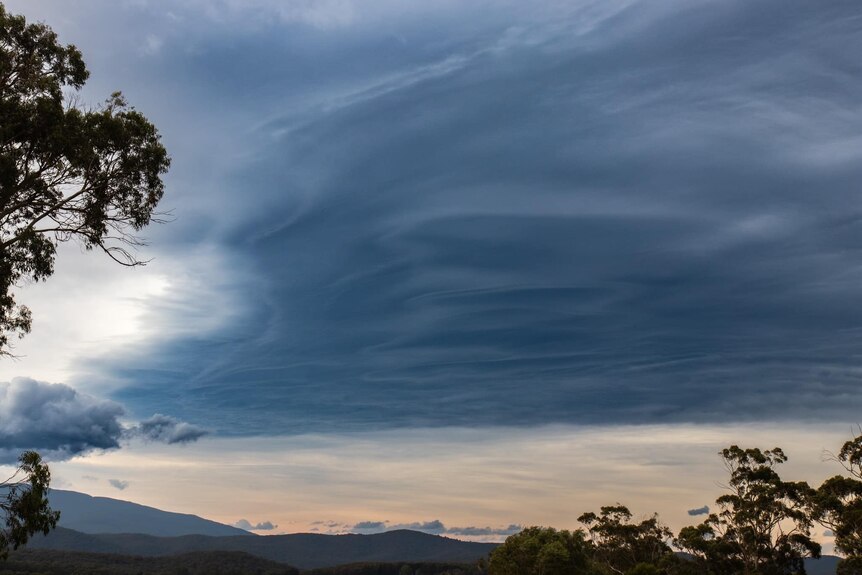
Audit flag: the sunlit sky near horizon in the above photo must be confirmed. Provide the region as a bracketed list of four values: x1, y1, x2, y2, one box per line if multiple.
[1, 0, 862, 547]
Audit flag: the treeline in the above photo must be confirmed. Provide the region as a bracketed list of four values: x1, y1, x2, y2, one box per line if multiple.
[305, 563, 479, 575]
[488, 433, 862, 575]
[0, 549, 298, 575]
[0, 550, 480, 575]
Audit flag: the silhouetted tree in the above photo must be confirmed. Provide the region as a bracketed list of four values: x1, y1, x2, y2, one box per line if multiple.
[578, 504, 675, 574]
[814, 432, 862, 574]
[488, 526, 598, 575]
[676, 446, 820, 575]
[0, 2, 170, 355]
[0, 451, 59, 559]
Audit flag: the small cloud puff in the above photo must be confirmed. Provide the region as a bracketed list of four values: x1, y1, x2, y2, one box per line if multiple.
[687, 505, 710, 516]
[108, 479, 129, 491]
[352, 520, 387, 530]
[128, 414, 209, 445]
[234, 519, 277, 531]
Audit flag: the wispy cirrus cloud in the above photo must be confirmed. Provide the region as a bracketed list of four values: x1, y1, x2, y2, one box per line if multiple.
[6, 0, 862, 439]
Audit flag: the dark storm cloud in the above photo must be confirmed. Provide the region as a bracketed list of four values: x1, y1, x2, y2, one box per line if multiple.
[0, 378, 124, 463]
[0, 378, 208, 463]
[92, 0, 862, 433]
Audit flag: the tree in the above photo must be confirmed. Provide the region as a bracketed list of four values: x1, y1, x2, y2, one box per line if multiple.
[578, 504, 675, 574]
[814, 432, 862, 573]
[675, 446, 820, 575]
[0, 2, 170, 355]
[0, 451, 59, 559]
[488, 526, 599, 575]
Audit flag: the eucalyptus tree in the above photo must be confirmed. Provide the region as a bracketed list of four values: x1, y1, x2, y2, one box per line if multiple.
[488, 526, 598, 575]
[578, 505, 676, 574]
[0, 1, 169, 558]
[0, 2, 170, 355]
[814, 433, 862, 575]
[676, 446, 820, 575]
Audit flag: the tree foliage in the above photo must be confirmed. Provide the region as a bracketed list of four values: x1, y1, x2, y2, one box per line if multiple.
[488, 526, 597, 575]
[578, 505, 675, 575]
[0, 2, 170, 354]
[815, 433, 862, 573]
[0, 451, 59, 560]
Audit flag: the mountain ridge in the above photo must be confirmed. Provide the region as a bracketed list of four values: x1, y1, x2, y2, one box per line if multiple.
[29, 527, 497, 569]
[47, 489, 251, 537]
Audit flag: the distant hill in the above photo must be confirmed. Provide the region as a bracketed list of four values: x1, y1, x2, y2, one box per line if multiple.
[805, 555, 841, 575]
[47, 490, 250, 537]
[1, 549, 481, 575]
[29, 527, 497, 570]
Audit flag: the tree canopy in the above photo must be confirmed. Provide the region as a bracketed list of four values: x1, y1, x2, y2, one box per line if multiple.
[675, 446, 820, 575]
[0, 2, 170, 354]
[578, 505, 676, 575]
[488, 526, 597, 575]
[814, 433, 862, 575]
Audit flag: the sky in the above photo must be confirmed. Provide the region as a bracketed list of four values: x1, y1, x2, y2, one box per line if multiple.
[1, 0, 861, 546]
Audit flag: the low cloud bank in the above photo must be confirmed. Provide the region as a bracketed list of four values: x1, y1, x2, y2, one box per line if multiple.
[349, 519, 522, 538]
[234, 519, 277, 531]
[0, 377, 208, 463]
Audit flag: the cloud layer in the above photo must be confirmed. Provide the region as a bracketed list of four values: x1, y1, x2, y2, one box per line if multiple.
[6, 0, 862, 434]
